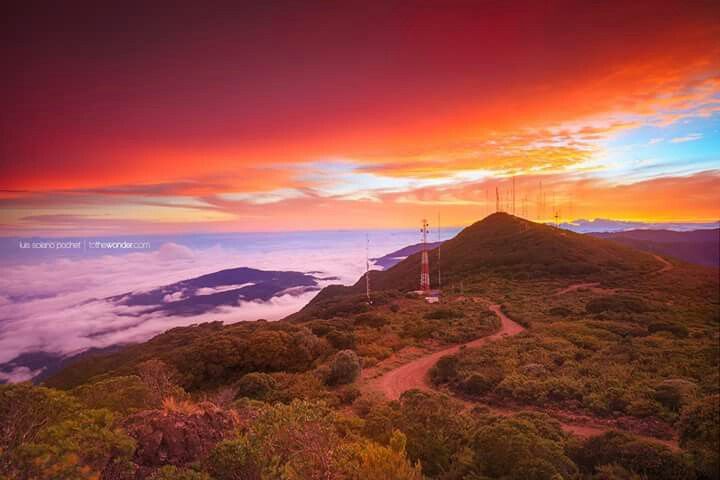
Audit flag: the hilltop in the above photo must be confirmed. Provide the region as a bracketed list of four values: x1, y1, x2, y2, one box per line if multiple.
[299, 213, 663, 316]
[6, 213, 719, 480]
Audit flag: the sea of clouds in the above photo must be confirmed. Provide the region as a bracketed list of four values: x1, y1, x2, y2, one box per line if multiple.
[0, 229, 437, 381]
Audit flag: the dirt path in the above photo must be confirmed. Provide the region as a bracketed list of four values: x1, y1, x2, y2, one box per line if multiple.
[365, 298, 680, 450]
[554, 254, 673, 295]
[366, 303, 523, 400]
[653, 254, 673, 273]
[554, 282, 616, 296]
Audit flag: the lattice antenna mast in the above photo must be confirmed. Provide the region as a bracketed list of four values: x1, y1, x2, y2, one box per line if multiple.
[365, 234, 370, 301]
[512, 176, 516, 216]
[420, 219, 431, 293]
[437, 211, 441, 291]
[539, 180, 543, 221]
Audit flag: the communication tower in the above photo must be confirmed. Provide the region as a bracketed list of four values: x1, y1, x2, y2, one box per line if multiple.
[420, 219, 431, 293]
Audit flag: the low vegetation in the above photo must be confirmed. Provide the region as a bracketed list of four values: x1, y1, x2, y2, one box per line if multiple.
[4, 213, 718, 479]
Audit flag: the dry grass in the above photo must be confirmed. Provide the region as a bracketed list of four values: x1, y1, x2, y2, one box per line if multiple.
[162, 396, 203, 415]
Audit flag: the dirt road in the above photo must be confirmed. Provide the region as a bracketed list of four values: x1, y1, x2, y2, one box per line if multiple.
[365, 297, 680, 450]
[368, 303, 523, 400]
[653, 254, 673, 273]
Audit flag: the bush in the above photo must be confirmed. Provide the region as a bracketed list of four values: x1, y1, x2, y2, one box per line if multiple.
[549, 306, 573, 317]
[462, 369, 505, 396]
[586, 296, 648, 314]
[72, 374, 156, 413]
[569, 431, 693, 480]
[235, 372, 277, 401]
[341, 430, 422, 480]
[149, 466, 212, 480]
[13, 409, 135, 480]
[326, 350, 362, 386]
[205, 437, 259, 480]
[396, 391, 472, 477]
[243, 400, 343, 478]
[653, 379, 698, 411]
[430, 355, 458, 384]
[326, 329, 356, 349]
[648, 322, 689, 338]
[678, 395, 720, 479]
[470, 415, 578, 479]
[424, 308, 464, 320]
[354, 313, 388, 328]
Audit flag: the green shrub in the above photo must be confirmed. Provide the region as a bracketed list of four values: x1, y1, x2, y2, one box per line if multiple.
[424, 308, 464, 320]
[549, 306, 573, 317]
[569, 431, 693, 480]
[653, 379, 698, 411]
[430, 355, 458, 384]
[470, 414, 578, 479]
[341, 431, 422, 480]
[326, 329, 356, 349]
[586, 296, 649, 314]
[354, 313, 388, 328]
[678, 395, 720, 479]
[205, 437, 259, 480]
[648, 322, 689, 338]
[72, 374, 156, 413]
[325, 350, 362, 386]
[462, 369, 505, 396]
[149, 466, 212, 480]
[396, 391, 472, 477]
[235, 372, 277, 401]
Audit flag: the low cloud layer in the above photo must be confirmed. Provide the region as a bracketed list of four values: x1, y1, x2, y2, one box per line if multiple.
[0, 234, 397, 369]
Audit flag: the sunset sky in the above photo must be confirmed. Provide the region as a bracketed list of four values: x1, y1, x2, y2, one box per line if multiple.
[1, 1, 719, 235]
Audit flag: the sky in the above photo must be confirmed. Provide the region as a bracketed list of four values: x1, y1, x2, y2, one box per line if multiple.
[1, 1, 719, 236]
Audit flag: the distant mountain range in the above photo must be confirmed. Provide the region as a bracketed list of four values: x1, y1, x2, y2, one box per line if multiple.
[0, 267, 336, 384]
[371, 241, 443, 269]
[589, 229, 719, 268]
[559, 218, 718, 233]
[107, 267, 333, 317]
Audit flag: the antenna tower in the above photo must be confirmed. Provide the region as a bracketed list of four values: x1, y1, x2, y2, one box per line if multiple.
[365, 234, 370, 301]
[420, 219, 431, 293]
[512, 176, 516, 216]
[437, 212, 441, 291]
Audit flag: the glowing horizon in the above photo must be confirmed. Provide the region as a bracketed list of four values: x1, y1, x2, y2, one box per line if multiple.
[2, 2, 719, 235]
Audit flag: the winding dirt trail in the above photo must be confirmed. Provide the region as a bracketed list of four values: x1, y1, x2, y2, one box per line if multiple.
[652, 254, 673, 273]
[367, 303, 523, 400]
[366, 283, 680, 450]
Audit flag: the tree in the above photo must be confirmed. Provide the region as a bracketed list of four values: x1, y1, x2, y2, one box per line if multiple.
[325, 350, 361, 386]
